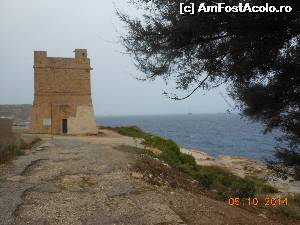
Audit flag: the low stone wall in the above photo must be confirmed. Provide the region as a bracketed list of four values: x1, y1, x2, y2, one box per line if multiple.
[0, 118, 19, 146]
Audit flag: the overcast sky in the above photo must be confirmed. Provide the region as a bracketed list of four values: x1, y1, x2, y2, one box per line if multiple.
[0, 0, 232, 116]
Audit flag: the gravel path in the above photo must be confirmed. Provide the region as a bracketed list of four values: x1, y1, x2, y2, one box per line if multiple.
[0, 135, 187, 225]
[0, 132, 290, 225]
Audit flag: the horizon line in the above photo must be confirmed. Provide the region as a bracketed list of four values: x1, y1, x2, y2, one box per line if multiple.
[96, 112, 239, 117]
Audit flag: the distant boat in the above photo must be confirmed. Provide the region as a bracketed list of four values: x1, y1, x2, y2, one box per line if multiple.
[187, 113, 193, 115]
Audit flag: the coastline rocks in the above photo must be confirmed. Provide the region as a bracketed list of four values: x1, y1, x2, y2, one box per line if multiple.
[268, 176, 300, 194]
[181, 147, 300, 194]
[181, 148, 267, 178]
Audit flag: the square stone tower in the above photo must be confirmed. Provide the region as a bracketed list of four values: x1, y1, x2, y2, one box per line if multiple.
[30, 49, 98, 135]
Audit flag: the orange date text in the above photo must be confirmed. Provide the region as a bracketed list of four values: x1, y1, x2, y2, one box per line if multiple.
[228, 196, 288, 207]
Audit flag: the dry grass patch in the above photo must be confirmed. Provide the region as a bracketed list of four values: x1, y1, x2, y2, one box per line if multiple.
[132, 155, 201, 193]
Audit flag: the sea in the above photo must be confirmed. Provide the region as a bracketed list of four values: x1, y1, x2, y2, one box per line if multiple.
[96, 113, 282, 162]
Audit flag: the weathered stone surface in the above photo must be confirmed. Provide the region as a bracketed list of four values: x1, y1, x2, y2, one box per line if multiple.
[0, 118, 19, 146]
[30, 49, 98, 135]
[0, 118, 13, 143]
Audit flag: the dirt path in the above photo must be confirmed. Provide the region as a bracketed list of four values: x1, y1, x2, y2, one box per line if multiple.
[0, 131, 290, 225]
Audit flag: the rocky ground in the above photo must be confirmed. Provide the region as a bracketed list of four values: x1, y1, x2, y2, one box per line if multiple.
[0, 129, 297, 225]
[181, 148, 300, 194]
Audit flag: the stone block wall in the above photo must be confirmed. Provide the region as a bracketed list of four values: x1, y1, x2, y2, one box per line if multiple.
[0, 118, 19, 146]
[30, 49, 98, 135]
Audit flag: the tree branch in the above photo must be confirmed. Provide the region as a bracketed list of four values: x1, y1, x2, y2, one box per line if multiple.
[172, 75, 210, 100]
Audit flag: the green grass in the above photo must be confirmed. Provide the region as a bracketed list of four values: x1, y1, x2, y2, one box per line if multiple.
[245, 176, 278, 194]
[0, 144, 23, 164]
[109, 126, 278, 199]
[110, 126, 147, 139]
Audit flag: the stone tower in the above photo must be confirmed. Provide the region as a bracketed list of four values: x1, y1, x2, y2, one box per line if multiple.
[30, 49, 98, 135]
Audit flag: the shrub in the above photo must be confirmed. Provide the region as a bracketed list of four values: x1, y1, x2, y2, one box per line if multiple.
[113, 126, 147, 139]
[229, 179, 256, 198]
[111, 126, 277, 199]
[246, 176, 278, 194]
[179, 153, 197, 168]
[143, 135, 180, 154]
[195, 165, 257, 199]
[178, 163, 199, 178]
[198, 175, 214, 189]
[133, 155, 200, 192]
[159, 148, 181, 168]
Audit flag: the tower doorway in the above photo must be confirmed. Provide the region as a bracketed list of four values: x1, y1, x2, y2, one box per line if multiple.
[62, 119, 68, 134]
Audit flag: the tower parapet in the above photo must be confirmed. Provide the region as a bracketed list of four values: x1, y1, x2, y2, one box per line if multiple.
[75, 49, 90, 64]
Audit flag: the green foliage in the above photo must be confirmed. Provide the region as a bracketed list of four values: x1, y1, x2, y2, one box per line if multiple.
[144, 135, 180, 154]
[112, 126, 277, 199]
[159, 147, 181, 167]
[179, 153, 197, 168]
[246, 176, 278, 194]
[118, 0, 300, 179]
[195, 165, 257, 199]
[198, 175, 214, 189]
[113, 126, 147, 139]
[228, 179, 256, 198]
